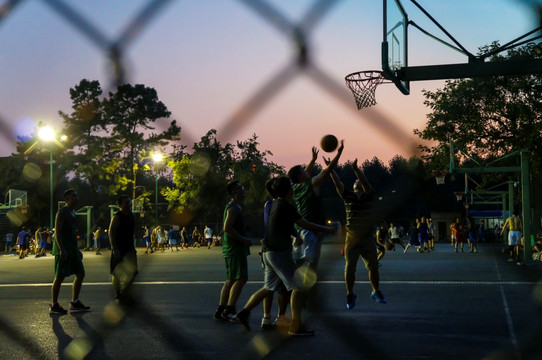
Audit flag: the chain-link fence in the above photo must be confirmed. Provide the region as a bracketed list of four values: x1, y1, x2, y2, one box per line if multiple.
[1, 0, 542, 359]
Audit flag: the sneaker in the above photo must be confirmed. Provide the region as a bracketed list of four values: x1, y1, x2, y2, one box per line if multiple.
[49, 303, 68, 315]
[288, 328, 315, 337]
[346, 293, 357, 310]
[261, 316, 274, 329]
[69, 300, 91, 313]
[221, 306, 237, 321]
[214, 306, 226, 320]
[371, 291, 387, 304]
[234, 309, 251, 330]
[455, 249, 458, 253]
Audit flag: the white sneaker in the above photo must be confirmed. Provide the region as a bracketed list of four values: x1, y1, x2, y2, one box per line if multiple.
[261, 316, 273, 329]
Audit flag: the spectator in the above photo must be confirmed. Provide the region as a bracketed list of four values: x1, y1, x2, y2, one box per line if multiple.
[17, 227, 30, 259]
[5, 232, 14, 253]
[204, 226, 213, 250]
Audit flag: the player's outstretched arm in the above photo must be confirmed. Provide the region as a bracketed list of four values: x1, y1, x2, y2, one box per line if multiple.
[295, 218, 335, 234]
[323, 156, 344, 195]
[305, 146, 319, 174]
[352, 159, 372, 194]
[312, 140, 344, 188]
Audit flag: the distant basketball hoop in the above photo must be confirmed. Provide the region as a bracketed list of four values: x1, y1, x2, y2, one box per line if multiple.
[454, 191, 465, 202]
[432, 170, 448, 185]
[344, 70, 390, 109]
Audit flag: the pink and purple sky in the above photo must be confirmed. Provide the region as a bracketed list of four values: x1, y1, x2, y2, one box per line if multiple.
[0, 0, 537, 169]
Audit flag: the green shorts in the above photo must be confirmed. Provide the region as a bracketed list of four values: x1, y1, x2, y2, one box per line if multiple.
[54, 249, 85, 278]
[224, 255, 248, 280]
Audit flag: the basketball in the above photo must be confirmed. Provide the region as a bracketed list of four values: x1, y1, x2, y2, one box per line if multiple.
[385, 243, 394, 251]
[320, 134, 338, 152]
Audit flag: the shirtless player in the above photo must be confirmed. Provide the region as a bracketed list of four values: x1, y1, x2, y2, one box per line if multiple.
[500, 210, 522, 265]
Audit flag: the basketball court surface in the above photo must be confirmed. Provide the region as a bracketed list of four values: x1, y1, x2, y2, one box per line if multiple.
[1, 243, 541, 360]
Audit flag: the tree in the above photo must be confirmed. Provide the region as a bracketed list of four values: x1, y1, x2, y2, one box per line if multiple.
[58, 79, 113, 225]
[415, 42, 542, 235]
[163, 130, 283, 234]
[102, 83, 181, 203]
[415, 42, 542, 171]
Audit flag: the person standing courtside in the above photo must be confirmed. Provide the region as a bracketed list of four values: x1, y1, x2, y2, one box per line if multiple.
[109, 195, 138, 304]
[5, 231, 14, 253]
[204, 225, 213, 249]
[214, 181, 252, 321]
[50, 189, 90, 314]
[501, 210, 523, 265]
[94, 226, 102, 255]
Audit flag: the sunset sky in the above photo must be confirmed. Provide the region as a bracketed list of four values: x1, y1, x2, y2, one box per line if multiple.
[0, 0, 538, 169]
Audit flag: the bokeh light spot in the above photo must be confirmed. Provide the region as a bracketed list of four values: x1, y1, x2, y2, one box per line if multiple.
[13, 117, 36, 142]
[22, 162, 42, 182]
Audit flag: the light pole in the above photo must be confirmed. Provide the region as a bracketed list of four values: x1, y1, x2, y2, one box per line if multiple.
[38, 127, 57, 230]
[152, 153, 163, 222]
[24, 126, 64, 229]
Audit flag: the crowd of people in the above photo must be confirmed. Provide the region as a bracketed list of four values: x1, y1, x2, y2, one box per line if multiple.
[143, 225, 221, 253]
[3, 226, 54, 259]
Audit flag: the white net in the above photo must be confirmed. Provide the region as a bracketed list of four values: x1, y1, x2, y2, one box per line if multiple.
[345, 71, 386, 110]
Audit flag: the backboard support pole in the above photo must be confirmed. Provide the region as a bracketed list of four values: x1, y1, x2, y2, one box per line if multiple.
[399, 58, 542, 81]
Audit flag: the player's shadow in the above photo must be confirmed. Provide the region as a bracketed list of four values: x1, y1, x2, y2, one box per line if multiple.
[50, 314, 73, 359]
[72, 313, 109, 359]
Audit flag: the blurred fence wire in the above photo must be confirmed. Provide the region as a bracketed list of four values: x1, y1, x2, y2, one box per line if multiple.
[0, 0, 541, 359]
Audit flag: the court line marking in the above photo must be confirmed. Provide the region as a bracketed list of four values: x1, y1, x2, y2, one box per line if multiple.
[494, 259, 519, 350]
[0, 280, 537, 288]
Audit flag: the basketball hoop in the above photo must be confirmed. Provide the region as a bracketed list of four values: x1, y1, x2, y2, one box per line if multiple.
[454, 192, 465, 202]
[345, 70, 390, 110]
[432, 170, 448, 185]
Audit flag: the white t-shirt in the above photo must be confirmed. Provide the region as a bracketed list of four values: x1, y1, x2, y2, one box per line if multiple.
[204, 228, 213, 239]
[389, 226, 400, 239]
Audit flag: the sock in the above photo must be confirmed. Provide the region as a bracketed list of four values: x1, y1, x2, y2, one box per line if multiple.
[72, 298, 79, 303]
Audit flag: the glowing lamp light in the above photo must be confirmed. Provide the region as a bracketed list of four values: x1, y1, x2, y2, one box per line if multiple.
[38, 126, 55, 141]
[152, 153, 163, 163]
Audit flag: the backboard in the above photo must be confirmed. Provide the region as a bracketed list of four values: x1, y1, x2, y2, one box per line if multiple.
[382, 0, 409, 95]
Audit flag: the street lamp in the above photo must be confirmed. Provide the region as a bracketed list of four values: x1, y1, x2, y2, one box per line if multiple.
[152, 152, 164, 222]
[38, 127, 56, 230]
[23, 126, 65, 229]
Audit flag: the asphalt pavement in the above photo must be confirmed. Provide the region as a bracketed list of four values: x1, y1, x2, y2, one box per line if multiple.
[1, 242, 541, 360]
